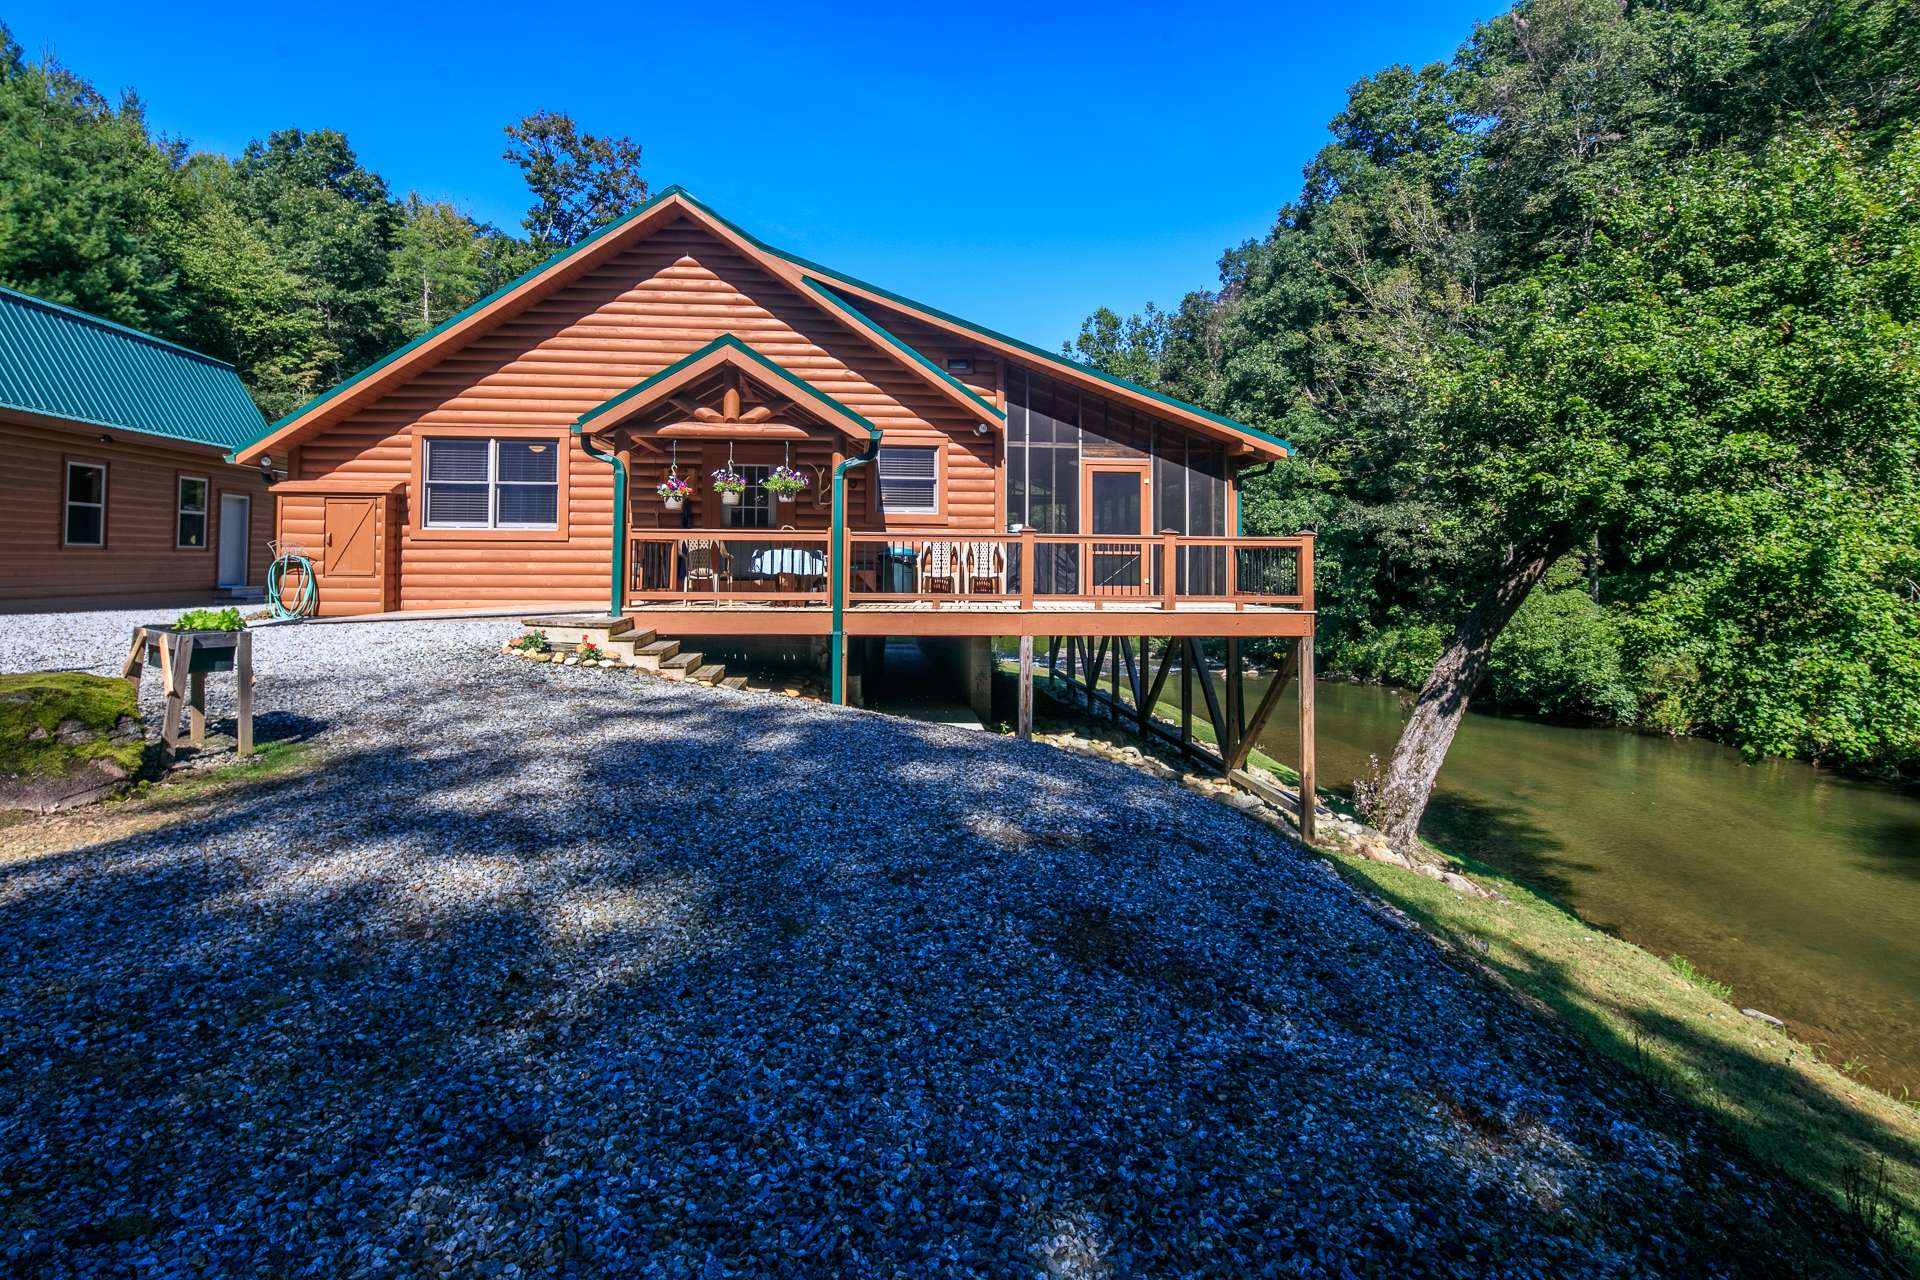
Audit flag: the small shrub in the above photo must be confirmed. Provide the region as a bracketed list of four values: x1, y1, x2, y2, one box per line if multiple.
[1337, 619, 1448, 687]
[510, 630, 550, 653]
[1665, 953, 1733, 1002]
[172, 607, 245, 632]
[576, 638, 604, 662]
[1484, 574, 1637, 722]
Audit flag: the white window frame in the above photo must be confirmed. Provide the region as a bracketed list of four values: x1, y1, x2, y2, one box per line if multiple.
[876, 445, 940, 517]
[423, 437, 560, 531]
[64, 460, 107, 547]
[176, 474, 209, 550]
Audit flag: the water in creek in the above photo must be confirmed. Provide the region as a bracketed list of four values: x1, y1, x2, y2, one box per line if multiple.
[1237, 677, 1920, 1093]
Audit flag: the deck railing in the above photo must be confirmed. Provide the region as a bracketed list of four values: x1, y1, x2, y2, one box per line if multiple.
[626, 530, 1313, 610]
[628, 530, 832, 605]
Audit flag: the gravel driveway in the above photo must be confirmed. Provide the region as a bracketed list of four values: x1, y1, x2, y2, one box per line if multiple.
[0, 614, 1889, 1277]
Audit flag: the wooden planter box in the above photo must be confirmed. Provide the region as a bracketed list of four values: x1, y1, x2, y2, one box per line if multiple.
[141, 626, 241, 673]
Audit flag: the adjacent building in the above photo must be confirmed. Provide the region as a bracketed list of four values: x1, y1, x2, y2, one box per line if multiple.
[0, 286, 273, 610]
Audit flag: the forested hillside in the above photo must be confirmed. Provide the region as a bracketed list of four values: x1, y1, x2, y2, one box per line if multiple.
[0, 26, 644, 420]
[1071, 0, 1920, 786]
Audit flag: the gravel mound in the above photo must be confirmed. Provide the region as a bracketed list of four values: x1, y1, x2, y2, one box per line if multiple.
[0, 616, 1888, 1277]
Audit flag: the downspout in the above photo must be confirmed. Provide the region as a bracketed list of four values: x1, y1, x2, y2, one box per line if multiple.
[1235, 460, 1277, 538]
[578, 433, 627, 616]
[830, 428, 882, 704]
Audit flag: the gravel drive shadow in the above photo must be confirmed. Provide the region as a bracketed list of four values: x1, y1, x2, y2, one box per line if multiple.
[0, 619, 1901, 1277]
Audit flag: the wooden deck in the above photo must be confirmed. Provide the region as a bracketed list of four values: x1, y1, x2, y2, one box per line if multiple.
[622, 529, 1316, 637]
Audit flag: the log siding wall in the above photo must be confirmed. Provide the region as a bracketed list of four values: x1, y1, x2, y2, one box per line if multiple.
[0, 412, 274, 609]
[289, 216, 998, 611]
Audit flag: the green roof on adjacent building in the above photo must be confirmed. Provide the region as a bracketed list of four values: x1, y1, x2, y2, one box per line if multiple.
[0, 285, 268, 451]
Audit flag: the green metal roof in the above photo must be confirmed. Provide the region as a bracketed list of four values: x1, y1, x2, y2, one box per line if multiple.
[0, 285, 268, 450]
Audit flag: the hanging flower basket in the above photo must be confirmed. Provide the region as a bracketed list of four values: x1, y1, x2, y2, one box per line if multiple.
[657, 473, 695, 512]
[763, 465, 809, 505]
[712, 467, 746, 506]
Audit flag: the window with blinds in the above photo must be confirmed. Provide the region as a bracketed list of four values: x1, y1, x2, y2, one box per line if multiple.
[877, 446, 938, 515]
[424, 438, 559, 529]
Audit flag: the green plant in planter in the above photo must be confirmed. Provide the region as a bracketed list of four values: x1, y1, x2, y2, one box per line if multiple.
[172, 607, 245, 632]
[710, 467, 746, 496]
[762, 465, 809, 500]
[510, 630, 551, 653]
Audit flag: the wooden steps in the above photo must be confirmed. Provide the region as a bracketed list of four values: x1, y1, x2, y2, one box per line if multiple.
[657, 651, 704, 681]
[632, 639, 681, 670]
[519, 614, 759, 693]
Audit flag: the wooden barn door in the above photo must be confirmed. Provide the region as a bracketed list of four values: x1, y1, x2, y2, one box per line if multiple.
[323, 497, 377, 578]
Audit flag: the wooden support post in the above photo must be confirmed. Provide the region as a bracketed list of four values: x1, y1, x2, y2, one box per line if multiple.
[159, 635, 191, 764]
[1143, 638, 1175, 735]
[1047, 635, 1060, 684]
[120, 628, 147, 682]
[236, 631, 254, 757]
[1192, 644, 1230, 771]
[1180, 637, 1194, 748]
[1109, 637, 1122, 721]
[1019, 529, 1036, 610]
[1224, 637, 1242, 767]
[1225, 644, 1301, 774]
[1162, 534, 1178, 610]
[1298, 633, 1317, 843]
[189, 671, 207, 746]
[1017, 634, 1034, 741]
[1134, 636, 1151, 734]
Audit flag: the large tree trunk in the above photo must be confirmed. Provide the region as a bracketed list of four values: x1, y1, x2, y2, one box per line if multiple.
[1374, 530, 1573, 860]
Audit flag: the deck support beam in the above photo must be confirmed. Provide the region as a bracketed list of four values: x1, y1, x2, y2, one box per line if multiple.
[1017, 634, 1034, 741]
[1297, 632, 1316, 843]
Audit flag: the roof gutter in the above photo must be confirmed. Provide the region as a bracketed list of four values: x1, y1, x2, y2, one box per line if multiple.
[830, 429, 882, 704]
[578, 433, 627, 616]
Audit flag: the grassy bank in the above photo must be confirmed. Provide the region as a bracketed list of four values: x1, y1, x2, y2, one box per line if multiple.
[1004, 666, 1920, 1268]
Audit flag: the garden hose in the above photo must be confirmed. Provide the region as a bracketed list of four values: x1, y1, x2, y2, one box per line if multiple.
[266, 551, 318, 620]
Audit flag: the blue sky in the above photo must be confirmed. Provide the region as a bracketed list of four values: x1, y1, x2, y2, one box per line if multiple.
[6, 0, 1495, 347]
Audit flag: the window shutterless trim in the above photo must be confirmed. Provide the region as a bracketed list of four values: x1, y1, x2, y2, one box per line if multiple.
[62, 458, 108, 548]
[409, 429, 570, 542]
[176, 472, 210, 550]
[874, 444, 941, 518]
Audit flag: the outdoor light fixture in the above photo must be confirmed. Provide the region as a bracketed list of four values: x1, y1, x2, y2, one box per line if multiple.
[947, 358, 973, 374]
[974, 422, 992, 437]
[97, 432, 113, 444]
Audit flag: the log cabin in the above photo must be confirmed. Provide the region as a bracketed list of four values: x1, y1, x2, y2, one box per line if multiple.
[229, 189, 1317, 817]
[0, 286, 275, 610]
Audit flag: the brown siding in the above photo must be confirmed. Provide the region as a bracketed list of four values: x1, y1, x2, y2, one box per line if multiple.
[289, 216, 1000, 613]
[0, 412, 274, 610]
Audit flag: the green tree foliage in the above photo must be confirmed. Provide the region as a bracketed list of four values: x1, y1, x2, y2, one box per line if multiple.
[502, 111, 648, 247]
[389, 195, 488, 339]
[1070, 0, 1920, 788]
[0, 31, 183, 330]
[0, 22, 634, 420]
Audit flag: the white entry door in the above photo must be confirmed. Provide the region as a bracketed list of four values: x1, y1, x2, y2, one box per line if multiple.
[218, 493, 251, 587]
